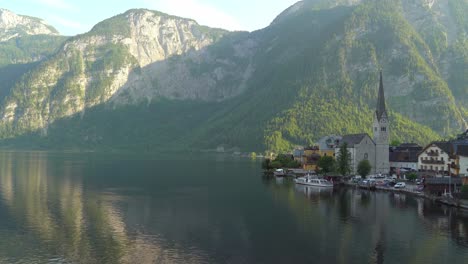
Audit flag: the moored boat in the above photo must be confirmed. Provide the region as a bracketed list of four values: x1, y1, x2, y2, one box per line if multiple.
[273, 169, 286, 177]
[294, 175, 333, 187]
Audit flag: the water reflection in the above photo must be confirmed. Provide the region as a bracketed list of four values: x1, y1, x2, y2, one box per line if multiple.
[0, 152, 210, 263]
[0, 151, 466, 264]
[265, 178, 468, 263]
[294, 185, 333, 199]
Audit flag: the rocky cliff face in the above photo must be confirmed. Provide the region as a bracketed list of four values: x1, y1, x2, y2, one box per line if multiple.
[0, 9, 59, 41]
[0, 9, 254, 135]
[0, 1, 466, 151]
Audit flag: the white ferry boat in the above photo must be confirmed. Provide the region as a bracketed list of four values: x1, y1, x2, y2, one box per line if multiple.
[294, 175, 333, 187]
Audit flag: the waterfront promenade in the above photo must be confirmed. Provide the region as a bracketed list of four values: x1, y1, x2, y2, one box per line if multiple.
[347, 181, 468, 210]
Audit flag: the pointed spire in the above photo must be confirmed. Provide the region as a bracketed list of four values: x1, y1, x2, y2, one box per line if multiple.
[376, 71, 387, 120]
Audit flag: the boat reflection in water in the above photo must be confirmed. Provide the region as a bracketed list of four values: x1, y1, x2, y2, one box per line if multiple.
[294, 184, 333, 198]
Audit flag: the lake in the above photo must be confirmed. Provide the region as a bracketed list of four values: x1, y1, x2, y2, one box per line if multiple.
[0, 151, 467, 263]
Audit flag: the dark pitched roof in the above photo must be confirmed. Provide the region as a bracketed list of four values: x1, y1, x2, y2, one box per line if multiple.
[398, 143, 422, 149]
[420, 141, 452, 155]
[376, 71, 387, 120]
[457, 145, 468, 157]
[425, 177, 462, 185]
[341, 133, 372, 147]
[433, 142, 452, 154]
[389, 148, 420, 163]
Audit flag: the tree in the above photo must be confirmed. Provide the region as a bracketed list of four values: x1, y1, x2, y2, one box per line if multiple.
[390, 139, 401, 147]
[357, 160, 372, 179]
[317, 156, 335, 175]
[261, 159, 271, 170]
[406, 172, 417, 181]
[461, 185, 468, 199]
[337, 143, 352, 176]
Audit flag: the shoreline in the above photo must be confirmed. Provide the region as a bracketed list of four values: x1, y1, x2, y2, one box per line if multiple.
[344, 182, 468, 210]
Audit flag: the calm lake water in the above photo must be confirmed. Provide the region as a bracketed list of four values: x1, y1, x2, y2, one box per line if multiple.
[0, 151, 467, 264]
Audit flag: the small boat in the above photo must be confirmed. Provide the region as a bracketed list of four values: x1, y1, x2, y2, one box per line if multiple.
[294, 175, 333, 187]
[273, 169, 286, 177]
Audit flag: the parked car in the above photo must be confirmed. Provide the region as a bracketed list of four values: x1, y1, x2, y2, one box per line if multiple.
[394, 182, 406, 189]
[351, 176, 362, 183]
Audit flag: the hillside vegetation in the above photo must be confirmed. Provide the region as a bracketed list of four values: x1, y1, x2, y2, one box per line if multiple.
[0, 0, 466, 152]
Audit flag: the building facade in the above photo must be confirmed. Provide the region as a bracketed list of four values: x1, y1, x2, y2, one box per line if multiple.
[452, 145, 468, 177]
[302, 146, 322, 171]
[417, 142, 451, 176]
[335, 134, 376, 174]
[333, 72, 391, 175]
[317, 135, 342, 157]
[373, 71, 390, 174]
[389, 143, 422, 172]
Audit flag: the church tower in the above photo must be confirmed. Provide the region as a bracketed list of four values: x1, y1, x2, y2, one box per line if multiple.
[373, 71, 390, 174]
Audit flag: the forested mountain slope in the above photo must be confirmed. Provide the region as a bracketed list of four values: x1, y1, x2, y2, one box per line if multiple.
[0, 0, 466, 152]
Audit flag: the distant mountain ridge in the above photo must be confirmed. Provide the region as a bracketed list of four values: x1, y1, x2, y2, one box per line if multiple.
[0, 8, 59, 41]
[0, 0, 466, 152]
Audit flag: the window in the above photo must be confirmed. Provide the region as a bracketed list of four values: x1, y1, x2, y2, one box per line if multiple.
[364, 153, 368, 160]
[381, 127, 386, 132]
[375, 127, 377, 131]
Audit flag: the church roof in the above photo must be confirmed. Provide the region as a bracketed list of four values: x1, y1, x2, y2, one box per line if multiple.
[340, 133, 373, 147]
[376, 71, 387, 121]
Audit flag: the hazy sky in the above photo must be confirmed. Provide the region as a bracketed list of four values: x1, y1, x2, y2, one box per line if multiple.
[0, 0, 299, 36]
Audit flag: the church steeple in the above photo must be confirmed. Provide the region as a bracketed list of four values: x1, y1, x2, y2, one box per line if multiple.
[373, 71, 390, 174]
[376, 71, 387, 121]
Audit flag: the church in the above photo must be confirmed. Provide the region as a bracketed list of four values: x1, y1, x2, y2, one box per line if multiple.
[336, 72, 390, 175]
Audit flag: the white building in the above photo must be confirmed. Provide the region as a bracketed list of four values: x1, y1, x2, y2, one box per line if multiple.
[417, 142, 451, 175]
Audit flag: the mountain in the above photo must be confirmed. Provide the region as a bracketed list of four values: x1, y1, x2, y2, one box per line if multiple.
[0, 8, 65, 65]
[0, 9, 68, 105]
[0, 8, 59, 41]
[0, 0, 466, 152]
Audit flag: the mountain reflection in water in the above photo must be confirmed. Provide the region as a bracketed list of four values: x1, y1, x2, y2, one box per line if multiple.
[0, 151, 466, 264]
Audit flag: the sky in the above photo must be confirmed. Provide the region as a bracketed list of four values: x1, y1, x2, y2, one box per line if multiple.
[0, 0, 299, 36]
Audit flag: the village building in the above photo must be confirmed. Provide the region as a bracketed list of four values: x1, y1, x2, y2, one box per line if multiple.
[424, 177, 463, 196]
[335, 72, 389, 175]
[450, 144, 468, 177]
[417, 142, 451, 176]
[301, 146, 322, 171]
[317, 135, 342, 157]
[293, 148, 305, 164]
[335, 133, 376, 174]
[389, 143, 422, 172]
[293, 136, 343, 172]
